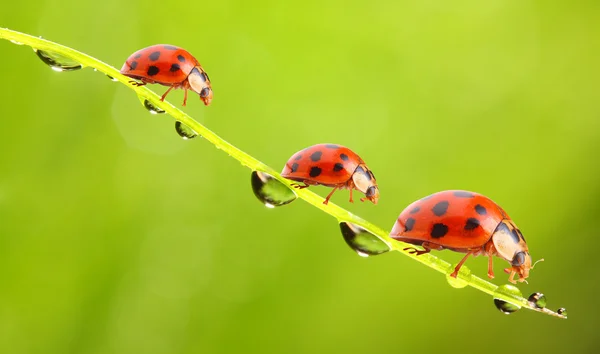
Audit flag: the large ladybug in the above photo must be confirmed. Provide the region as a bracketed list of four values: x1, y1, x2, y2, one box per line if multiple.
[120, 44, 213, 106]
[390, 190, 541, 284]
[281, 144, 379, 205]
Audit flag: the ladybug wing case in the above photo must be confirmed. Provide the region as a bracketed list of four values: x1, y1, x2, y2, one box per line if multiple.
[390, 191, 505, 251]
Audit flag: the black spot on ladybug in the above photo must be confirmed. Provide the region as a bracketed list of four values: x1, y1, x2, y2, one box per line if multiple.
[475, 204, 487, 215]
[431, 201, 449, 216]
[147, 66, 159, 76]
[430, 223, 448, 238]
[310, 151, 322, 162]
[148, 51, 161, 61]
[309, 166, 322, 178]
[333, 163, 344, 172]
[340, 153, 349, 161]
[290, 163, 299, 173]
[129, 61, 138, 70]
[163, 45, 178, 50]
[294, 154, 302, 161]
[453, 191, 474, 198]
[405, 218, 416, 232]
[325, 144, 339, 149]
[464, 218, 480, 230]
[410, 206, 420, 214]
[511, 251, 526, 267]
[170, 63, 181, 72]
[177, 54, 186, 63]
[134, 53, 142, 59]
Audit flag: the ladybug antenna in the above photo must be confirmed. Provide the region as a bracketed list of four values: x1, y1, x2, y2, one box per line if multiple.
[532, 258, 545, 269]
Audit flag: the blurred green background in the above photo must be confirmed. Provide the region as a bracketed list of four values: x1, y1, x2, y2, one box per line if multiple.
[1, 1, 598, 353]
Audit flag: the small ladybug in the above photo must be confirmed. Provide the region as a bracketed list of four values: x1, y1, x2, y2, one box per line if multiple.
[281, 144, 379, 205]
[390, 190, 541, 284]
[120, 44, 213, 106]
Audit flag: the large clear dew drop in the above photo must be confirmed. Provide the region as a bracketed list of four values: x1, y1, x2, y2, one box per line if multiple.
[34, 49, 82, 72]
[339, 222, 390, 257]
[175, 121, 198, 139]
[250, 171, 297, 208]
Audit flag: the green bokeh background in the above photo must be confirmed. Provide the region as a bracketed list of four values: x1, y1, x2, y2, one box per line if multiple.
[1, 1, 598, 353]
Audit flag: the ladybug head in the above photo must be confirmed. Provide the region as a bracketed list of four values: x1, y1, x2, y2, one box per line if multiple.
[188, 67, 213, 105]
[352, 165, 379, 204]
[363, 186, 380, 204]
[505, 251, 532, 283]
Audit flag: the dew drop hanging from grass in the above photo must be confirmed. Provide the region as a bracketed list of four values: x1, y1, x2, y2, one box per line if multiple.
[175, 121, 198, 139]
[493, 284, 523, 314]
[251, 171, 297, 208]
[339, 222, 390, 257]
[528, 292, 547, 309]
[34, 49, 82, 71]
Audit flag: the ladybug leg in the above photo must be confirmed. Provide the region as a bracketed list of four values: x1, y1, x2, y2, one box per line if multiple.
[450, 250, 475, 278]
[504, 268, 518, 284]
[403, 246, 430, 256]
[404, 241, 442, 256]
[487, 255, 495, 279]
[323, 186, 340, 205]
[348, 188, 354, 203]
[183, 88, 188, 106]
[160, 86, 175, 102]
[128, 80, 146, 87]
[290, 182, 310, 189]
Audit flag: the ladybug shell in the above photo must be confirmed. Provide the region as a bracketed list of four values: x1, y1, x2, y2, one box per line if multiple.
[120, 44, 200, 85]
[281, 144, 364, 186]
[390, 190, 511, 251]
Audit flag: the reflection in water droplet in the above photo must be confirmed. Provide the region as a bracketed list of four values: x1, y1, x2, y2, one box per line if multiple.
[175, 121, 198, 139]
[10, 40, 24, 45]
[493, 299, 520, 314]
[339, 222, 390, 257]
[493, 284, 523, 315]
[34, 49, 82, 71]
[528, 292, 547, 309]
[251, 171, 297, 207]
[138, 96, 165, 114]
[557, 308, 567, 316]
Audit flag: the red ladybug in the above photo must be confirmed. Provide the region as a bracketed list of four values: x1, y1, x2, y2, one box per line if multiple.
[120, 44, 213, 106]
[390, 190, 541, 284]
[281, 144, 379, 205]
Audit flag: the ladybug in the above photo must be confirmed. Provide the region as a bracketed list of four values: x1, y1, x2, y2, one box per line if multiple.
[281, 144, 379, 205]
[390, 190, 541, 284]
[120, 44, 213, 106]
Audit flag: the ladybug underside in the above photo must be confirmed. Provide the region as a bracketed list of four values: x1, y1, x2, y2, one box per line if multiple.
[126, 73, 187, 87]
[397, 237, 491, 255]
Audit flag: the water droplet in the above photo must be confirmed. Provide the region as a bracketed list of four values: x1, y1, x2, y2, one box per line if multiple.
[493, 284, 523, 315]
[175, 121, 198, 139]
[137, 95, 165, 114]
[34, 49, 82, 72]
[250, 171, 297, 207]
[339, 222, 390, 257]
[445, 268, 471, 289]
[557, 308, 567, 316]
[528, 292, 547, 309]
[493, 299, 520, 314]
[10, 40, 24, 45]
[106, 74, 118, 82]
